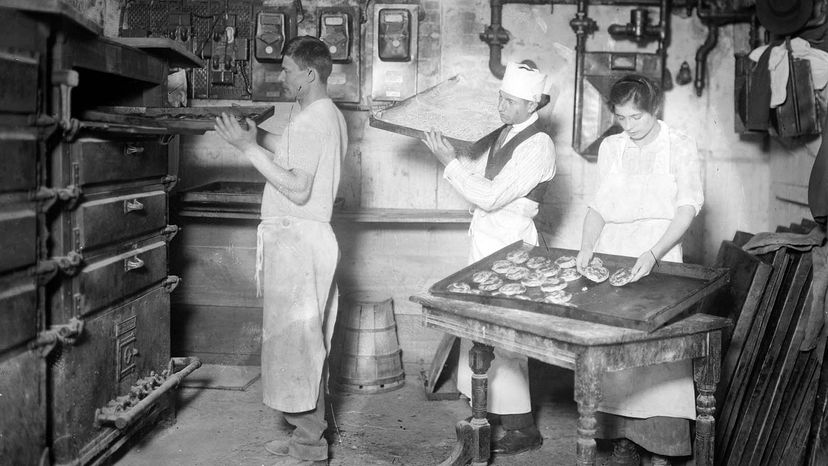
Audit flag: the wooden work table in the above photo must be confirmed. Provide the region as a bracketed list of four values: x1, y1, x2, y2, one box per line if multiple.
[411, 293, 731, 466]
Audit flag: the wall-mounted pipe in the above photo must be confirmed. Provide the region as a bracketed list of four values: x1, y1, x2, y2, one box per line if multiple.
[569, 0, 597, 152]
[694, 0, 753, 96]
[694, 24, 718, 97]
[480, 0, 555, 79]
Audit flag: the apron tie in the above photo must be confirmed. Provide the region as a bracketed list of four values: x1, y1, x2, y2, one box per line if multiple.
[256, 217, 287, 297]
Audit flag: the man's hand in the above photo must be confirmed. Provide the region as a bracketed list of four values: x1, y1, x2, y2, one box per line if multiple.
[214, 113, 257, 152]
[422, 129, 457, 166]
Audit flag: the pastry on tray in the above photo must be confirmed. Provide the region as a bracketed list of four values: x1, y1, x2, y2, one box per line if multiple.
[504, 266, 530, 281]
[472, 270, 498, 283]
[581, 264, 609, 283]
[544, 290, 572, 304]
[478, 276, 504, 291]
[554, 255, 576, 268]
[559, 268, 581, 282]
[609, 267, 634, 287]
[506, 249, 530, 264]
[526, 256, 551, 269]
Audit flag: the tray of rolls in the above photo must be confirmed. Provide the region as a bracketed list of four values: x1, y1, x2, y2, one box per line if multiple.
[429, 241, 729, 332]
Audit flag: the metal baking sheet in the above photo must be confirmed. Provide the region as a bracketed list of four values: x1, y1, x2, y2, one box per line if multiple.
[369, 75, 502, 155]
[179, 181, 264, 205]
[80, 106, 275, 134]
[429, 241, 729, 332]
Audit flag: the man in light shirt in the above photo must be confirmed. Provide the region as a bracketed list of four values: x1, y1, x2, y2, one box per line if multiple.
[422, 61, 556, 456]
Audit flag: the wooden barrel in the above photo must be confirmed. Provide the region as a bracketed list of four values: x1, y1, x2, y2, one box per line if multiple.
[333, 293, 405, 394]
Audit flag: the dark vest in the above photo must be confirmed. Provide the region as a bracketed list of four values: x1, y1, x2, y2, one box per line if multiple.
[484, 122, 550, 203]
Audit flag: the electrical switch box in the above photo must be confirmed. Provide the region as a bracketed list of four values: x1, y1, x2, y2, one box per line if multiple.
[255, 12, 286, 62]
[251, 6, 298, 101]
[371, 4, 418, 101]
[319, 11, 351, 62]
[318, 6, 360, 103]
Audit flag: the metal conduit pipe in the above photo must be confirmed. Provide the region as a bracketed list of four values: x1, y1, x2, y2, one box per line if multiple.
[694, 0, 753, 96]
[480, 0, 555, 79]
[694, 24, 718, 97]
[570, 0, 596, 152]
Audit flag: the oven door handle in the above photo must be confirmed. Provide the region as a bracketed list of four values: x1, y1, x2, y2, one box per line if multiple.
[124, 144, 146, 156]
[124, 255, 145, 272]
[123, 199, 145, 214]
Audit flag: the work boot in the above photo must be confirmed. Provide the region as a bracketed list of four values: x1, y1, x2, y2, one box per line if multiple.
[265, 438, 289, 456]
[491, 425, 543, 455]
[651, 454, 670, 466]
[610, 439, 640, 466]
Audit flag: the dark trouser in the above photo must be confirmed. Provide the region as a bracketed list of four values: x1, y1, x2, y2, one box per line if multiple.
[283, 378, 328, 461]
[501, 412, 535, 431]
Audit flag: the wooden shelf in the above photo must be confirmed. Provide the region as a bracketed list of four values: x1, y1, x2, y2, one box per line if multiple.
[113, 37, 204, 69]
[177, 207, 472, 224]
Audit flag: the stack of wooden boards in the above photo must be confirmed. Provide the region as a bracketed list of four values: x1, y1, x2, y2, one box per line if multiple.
[703, 219, 828, 465]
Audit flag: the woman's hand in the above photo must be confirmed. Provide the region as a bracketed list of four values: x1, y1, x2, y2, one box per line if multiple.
[575, 249, 593, 275]
[630, 250, 658, 282]
[422, 128, 457, 166]
[214, 113, 258, 153]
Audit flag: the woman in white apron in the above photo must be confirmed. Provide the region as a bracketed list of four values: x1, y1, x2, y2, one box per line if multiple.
[576, 75, 704, 465]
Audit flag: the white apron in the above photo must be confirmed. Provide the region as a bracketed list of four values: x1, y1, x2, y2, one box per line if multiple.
[456, 202, 538, 414]
[257, 216, 339, 413]
[592, 134, 696, 420]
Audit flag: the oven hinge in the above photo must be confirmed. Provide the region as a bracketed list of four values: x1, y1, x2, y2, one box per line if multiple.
[29, 317, 84, 358]
[163, 275, 181, 293]
[31, 184, 82, 212]
[53, 69, 80, 141]
[162, 224, 180, 243]
[34, 251, 84, 285]
[162, 175, 179, 192]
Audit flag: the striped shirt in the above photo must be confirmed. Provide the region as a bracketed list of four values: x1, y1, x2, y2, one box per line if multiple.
[443, 112, 556, 215]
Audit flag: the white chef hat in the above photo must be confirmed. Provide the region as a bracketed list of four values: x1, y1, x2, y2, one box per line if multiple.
[500, 62, 548, 103]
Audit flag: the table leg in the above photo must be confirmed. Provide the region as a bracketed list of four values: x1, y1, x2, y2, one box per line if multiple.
[693, 331, 722, 466]
[439, 342, 494, 466]
[574, 350, 602, 466]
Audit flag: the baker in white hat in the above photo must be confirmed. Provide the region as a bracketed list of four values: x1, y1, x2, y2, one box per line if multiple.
[422, 61, 556, 456]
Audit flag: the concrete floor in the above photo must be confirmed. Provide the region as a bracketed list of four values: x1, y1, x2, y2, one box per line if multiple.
[113, 362, 671, 466]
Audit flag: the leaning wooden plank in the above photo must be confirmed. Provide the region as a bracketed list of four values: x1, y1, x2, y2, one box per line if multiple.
[422, 334, 460, 401]
[705, 240, 773, 416]
[724, 247, 807, 465]
[717, 247, 792, 462]
[776, 357, 821, 465]
[805, 345, 828, 466]
[763, 349, 815, 465]
[742, 257, 813, 465]
[719, 224, 800, 464]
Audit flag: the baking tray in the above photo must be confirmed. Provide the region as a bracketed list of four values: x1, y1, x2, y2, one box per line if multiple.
[179, 181, 265, 205]
[429, 241, 729, 332]
[80, 106, 275, 135]
[369, 75, 503, 155]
